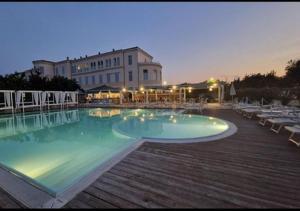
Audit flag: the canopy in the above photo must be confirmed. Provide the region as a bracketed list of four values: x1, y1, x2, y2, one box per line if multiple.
[86, 85, 120, 93]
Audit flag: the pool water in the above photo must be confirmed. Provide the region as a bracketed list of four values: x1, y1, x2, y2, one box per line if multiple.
[0, 108, 230, 195]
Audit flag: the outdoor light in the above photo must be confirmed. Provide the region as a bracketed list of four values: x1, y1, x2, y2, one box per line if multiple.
[172, 85, 177, 90]
[123, 116, 127, 121]
[163, 81, 167, 86]
[122, 88, 127, 92]
[140, 87, 144, 91]
[209, 87, 213, 91]
[170, 89, 173, 93]
[150, 89, 153, 92]
[188, 86, 192, 93]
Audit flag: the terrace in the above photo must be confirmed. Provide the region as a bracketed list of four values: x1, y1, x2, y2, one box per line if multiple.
[0, 108, 299, 208]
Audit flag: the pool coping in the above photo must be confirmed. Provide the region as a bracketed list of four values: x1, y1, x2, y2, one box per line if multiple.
[0, 110, 238, 208]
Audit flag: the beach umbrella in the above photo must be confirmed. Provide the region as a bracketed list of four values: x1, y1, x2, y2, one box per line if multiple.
[229, 83, 236, 103]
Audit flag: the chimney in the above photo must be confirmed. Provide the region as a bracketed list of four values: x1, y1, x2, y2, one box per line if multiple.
[85, 55, 88, 58]
[80, 56, 82, 59]
[74, 58, 76, 60]
[66, 56, 69, 60]
[98, 52, 101, 55]
[112, 49, 115, 52]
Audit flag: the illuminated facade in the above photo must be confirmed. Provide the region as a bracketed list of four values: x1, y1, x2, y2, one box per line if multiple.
[24, 47, 163, 91]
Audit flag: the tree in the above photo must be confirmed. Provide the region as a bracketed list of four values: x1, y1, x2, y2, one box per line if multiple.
[0, 71, 81, 91]
[0, 72, 28, 90]
[284, 59, 300, 87]
[46, 76, 80, 91]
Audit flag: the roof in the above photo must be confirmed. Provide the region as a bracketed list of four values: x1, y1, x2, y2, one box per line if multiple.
[33, 47, 154, 64]
[32, 60, 55, 64]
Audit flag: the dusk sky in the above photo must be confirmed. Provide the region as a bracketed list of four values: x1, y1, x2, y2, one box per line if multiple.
[0, 2, 300, 84]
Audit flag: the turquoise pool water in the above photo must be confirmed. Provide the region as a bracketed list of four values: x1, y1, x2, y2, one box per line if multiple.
[0, 108, 229, 195]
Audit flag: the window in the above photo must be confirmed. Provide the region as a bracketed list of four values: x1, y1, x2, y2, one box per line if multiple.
[105, 59, 108, 67]
[85, 76, 89, 85]
[108, 59, 111, 67]
[143, 69, 148, 80]
[154, 70, 158, 80]
[92, 75, 95, 84]
[61, 66, 65, 76]
[107, 73, 111, 83]
[128, 55, 132, 65]
[55, 67, 58, 75]
[98, 61, 101, 67]
[113, 58, 117, 66]
[115, 72, 120, 82]
[117, 57, 120, 66]
[99, 75, 103, 84]
[128, 71, 133, 82]
[71, 65, 76, 73]
[78, 77, 82, 84]
[100, 61, 103, 68]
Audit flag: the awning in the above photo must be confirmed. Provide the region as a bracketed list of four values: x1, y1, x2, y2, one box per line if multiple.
[86, 85, 120, 93]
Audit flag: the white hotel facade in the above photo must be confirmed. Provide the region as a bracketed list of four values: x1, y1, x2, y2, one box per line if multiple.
[25, 47, 162, 91]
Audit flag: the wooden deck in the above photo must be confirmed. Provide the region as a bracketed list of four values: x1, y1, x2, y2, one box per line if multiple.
[1, 109, 300, 208]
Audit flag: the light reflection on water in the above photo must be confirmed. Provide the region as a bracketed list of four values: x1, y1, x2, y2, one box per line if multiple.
[0, 108, 229, 194]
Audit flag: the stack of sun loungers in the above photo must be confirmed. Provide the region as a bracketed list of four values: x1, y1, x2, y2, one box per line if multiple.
[233, 100, 300, 147]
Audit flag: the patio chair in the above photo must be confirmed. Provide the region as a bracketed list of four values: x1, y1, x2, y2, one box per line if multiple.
[284, 125, 300, 147]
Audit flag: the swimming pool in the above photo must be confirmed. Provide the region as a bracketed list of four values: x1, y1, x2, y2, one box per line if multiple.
[0, 108, 236, 206]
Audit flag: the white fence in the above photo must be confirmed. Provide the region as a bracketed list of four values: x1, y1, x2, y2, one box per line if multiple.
[0, 90, 78, 113]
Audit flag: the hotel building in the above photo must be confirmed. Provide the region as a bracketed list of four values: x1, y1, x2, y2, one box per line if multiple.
[24, 47, 162, 91]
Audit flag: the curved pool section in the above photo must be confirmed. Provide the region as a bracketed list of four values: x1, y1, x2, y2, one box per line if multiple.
[113, 110, 237, 143]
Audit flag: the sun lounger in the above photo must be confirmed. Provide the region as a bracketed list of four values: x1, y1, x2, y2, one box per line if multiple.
[284, 125, 300, 147]
[267, 118, 300, 133]
[257, 110, 296, 126]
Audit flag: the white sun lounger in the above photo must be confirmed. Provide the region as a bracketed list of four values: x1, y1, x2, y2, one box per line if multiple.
[257, 110, 296, 126]
[267, 118, 300, 133]
[284, 125, 300, 147]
